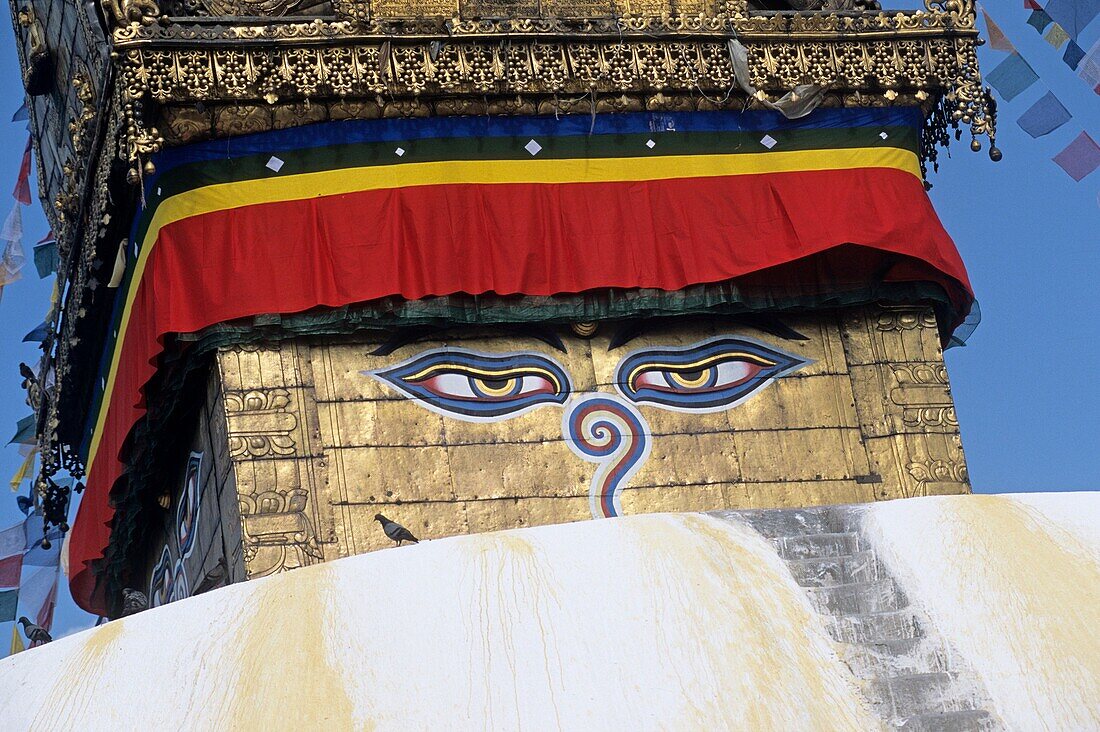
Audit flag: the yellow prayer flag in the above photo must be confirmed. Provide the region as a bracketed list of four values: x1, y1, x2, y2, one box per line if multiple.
[9, 624, 24, 656]
[1044, 23, 1069, 49]
[9, 447, 35, 491]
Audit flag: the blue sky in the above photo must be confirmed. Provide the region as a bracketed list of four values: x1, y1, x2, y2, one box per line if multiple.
[0, 4, 1096, 637]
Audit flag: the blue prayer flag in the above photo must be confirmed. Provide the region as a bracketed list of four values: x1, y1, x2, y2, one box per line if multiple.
[987, 53, 1040, 101]
[1064, 39, 1086, 69]
[32, 239, 56, 279]
[1028, 8, 1054, 32]
[0, 589, 16, 621]
[10, 104, 28, 123]
[1045, 0, 1100, 38]
[21, 321, 47, 343]
[1016, 92, 1072, 137]
[8, 416, 35, 446]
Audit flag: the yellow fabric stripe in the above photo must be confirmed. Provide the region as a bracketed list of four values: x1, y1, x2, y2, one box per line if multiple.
[85, 146, 918, 474]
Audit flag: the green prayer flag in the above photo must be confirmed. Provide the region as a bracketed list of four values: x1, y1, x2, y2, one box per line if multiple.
[8, 415, 35, 446]
[32, 240, 56, 279]
[987, 53, 1040, 101]
[0, 589, 16, 621]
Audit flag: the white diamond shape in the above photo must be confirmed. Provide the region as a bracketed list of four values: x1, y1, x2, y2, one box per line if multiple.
[646, 139, 656, 149]
[265, 156, 285, 172]
[760, 135, 778, 149]
[525, 139, 543, 156]
[879, 131, 889, 139]
[395, 147, 406, 157]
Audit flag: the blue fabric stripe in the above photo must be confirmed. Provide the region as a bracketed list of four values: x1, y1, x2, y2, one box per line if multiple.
[151, 107, 922, 177]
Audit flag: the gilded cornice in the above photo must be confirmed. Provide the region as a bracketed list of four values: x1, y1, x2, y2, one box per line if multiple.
[108, 1, 994, 181]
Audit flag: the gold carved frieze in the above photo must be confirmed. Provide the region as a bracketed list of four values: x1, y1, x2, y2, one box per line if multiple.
[217, 344, 333, 579]
[225, 388, 298, 459]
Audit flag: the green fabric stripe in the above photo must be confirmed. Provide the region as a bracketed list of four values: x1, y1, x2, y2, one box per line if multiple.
[151, 126, 918, 203]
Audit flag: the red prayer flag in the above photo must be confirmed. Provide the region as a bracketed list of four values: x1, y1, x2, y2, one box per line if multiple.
[12, 137, 31, 206]
[982, 10, 1016, 52]
[1025, 0, 1042, 8]
[0, 554, 21, 588]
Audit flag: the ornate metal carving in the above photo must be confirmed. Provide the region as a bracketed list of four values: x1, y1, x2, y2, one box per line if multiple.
[225, 388, 298, 458]
[906, 457, 968, 495]
[239, 488, 323, 577]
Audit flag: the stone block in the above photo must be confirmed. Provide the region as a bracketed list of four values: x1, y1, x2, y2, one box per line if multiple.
[786, 550, 879, 587]
[772, 531, 861, 560]
[828, 610, 921, 644]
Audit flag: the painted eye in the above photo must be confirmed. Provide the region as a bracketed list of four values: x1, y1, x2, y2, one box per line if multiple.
[616, 337, 809, 412]
[366, 349, 572, 421]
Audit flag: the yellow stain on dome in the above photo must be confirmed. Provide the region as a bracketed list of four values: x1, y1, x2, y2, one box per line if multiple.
[938, 496, 1100, 729]
[30, 618, 125, 727]
[228, 563, 364, 730]
[630, 514, 878, 730]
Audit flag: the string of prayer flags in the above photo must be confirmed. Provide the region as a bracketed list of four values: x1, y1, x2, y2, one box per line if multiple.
[1016, 91, 1073, 136]
[1052, 131, 1100, 180]
[987, 52, 1041, 100]
[1045, 0, 1100, 39]
[983, 9, 1016, 51]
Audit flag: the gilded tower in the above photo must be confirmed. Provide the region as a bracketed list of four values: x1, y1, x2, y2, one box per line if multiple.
[10, 0, 997, 616]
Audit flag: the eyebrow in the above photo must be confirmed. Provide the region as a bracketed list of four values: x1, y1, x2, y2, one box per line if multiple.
[608, 315, 810, 350]
[370, 324, 568, 356]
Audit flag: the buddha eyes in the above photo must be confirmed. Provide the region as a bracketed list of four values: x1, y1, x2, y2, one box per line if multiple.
[368, 337, 808, 420]
[366, 349, 572, 421]
[615, 337, 809, 411]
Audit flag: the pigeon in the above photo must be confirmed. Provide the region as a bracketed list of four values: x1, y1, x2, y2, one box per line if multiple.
[18, 616, 52, 646]
[374, 513, 419, 546]
[120, 588, 148, 617]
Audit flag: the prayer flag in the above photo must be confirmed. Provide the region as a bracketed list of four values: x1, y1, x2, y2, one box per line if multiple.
[1053, 131, 1100, 180]
[1079, 38, 1100, 86]
[987, 53, 1040, 100]
[9, 448, 35, 492]
[107, 238, 126, 288]
[9, 625, 24, 655]
[1044, 23, 1070, 47]
[1025, 0, 1042, 9]
[1045, 0, 1100, 38]
[22, 321, 48, 343]
[0, 204, 25, 286]
[1064, 39, 1086, 68]
[10, 103, 28, 123]
[9, 415, 35, 446]
[0, 589, 16, 621]
[23, 513, 61, 568]
[1016, 92, 1072, 137]
[982, 9, 1016, 51]
[12, 137, 31, 206]
[0, 555, 19, 587]
[0, 522, 24, 588]
[32, 237, 56, 278]
[1028, 8, 1054, 31]
[16, 566, 58, 630]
